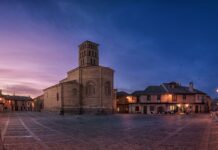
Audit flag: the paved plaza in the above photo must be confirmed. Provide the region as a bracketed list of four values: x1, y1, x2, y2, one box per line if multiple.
[0, 112, 217, 150]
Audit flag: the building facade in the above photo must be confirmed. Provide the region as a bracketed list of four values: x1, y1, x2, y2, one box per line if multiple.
[0, 90, 33, 112]
[117, 82, 211, 114]
[43, 41, 115, 114]
[33, 95, 44, 112]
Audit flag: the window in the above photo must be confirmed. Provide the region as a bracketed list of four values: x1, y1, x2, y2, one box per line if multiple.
[202, 96, 205, 103]
[147, 95, 151, 101]
[135, 106, 139, 111]
[88, 51, 91, 56]
[172, 95, 177, 101]
[157, 95, 161, 101]
[150, 106, 154, 111]
[86, 82, 95, 96]
[183, 95, 186, 100]
[104, 81, 111, 96]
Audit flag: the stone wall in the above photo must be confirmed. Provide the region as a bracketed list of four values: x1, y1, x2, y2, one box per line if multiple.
[43, 85, 61, 112]
[62, 81, 80, 113]
[79, 66, 114, 113]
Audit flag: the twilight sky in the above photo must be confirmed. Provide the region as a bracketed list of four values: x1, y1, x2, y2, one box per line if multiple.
[0, 0, 218, 98]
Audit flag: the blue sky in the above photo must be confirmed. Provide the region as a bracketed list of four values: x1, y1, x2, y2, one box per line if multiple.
[0, 0, 218, 97]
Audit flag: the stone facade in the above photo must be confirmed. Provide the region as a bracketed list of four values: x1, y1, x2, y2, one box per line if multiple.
[43, 41, 115, 114]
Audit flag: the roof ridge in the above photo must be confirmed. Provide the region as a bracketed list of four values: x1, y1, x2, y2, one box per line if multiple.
[161, 84, 169, 92]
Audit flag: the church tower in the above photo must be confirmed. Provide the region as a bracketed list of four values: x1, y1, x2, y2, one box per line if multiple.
[78, 40, 99, 67]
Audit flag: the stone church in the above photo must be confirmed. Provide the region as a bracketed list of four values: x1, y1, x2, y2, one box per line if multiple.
[43, 41, 115, 114]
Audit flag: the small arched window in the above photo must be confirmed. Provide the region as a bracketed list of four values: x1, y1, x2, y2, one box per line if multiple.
[105, 81, 111, 96]
[86, 82, 95, 96]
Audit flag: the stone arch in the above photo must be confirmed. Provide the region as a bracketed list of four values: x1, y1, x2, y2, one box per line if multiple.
[86, 81, 96, 96]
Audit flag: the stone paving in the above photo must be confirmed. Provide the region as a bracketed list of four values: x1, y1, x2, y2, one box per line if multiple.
[0, 112, 216, 150]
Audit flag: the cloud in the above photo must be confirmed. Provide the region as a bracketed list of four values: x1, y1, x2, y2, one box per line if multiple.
[4, 84, 42, 97]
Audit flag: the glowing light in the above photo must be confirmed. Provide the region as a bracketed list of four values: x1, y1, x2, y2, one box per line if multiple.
[126, 96, 132, 103]
[117, 107, 120, 112]
[177, 104, 181, 107]
[216, 89, 218, 93]
[185, 104, 189, 107]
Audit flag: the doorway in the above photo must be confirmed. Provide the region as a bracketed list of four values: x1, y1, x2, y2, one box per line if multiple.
[143, 106, 147, 114]
[195, 105, 199, 113]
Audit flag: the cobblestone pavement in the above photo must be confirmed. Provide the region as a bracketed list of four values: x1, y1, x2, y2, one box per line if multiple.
[0, 112, 215, 150]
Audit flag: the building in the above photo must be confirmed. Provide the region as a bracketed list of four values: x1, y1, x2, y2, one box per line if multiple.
[43, 41, 115, 114]
[211, 98, 218, 111]
[116, 91, 137, 113]
[117, 82, 211, 114]
[33, 95, 44, 112]
[0, 90, 33, 112]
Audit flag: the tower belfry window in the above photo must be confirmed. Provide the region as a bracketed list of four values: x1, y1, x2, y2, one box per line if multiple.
[79, 41, 99, 67]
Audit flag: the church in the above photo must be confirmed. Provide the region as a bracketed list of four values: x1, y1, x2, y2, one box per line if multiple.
[43, 41, 115, 114]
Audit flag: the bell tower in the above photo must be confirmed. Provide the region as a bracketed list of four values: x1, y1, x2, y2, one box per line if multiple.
[78, 41, 99, 67]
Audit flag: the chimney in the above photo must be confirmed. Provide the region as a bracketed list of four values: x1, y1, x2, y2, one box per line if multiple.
[189, 82, 194, 92]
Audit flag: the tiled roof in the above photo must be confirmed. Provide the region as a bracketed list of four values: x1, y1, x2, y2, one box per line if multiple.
[3, 95, 32, 101]
[162, 83, 205, 94]
[118, 82, 207, 98]
[144, 86, 166, 95]
[131, 90, 145, 96]
[130, 82, 206, 96]
[117, 91, 129, 97]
